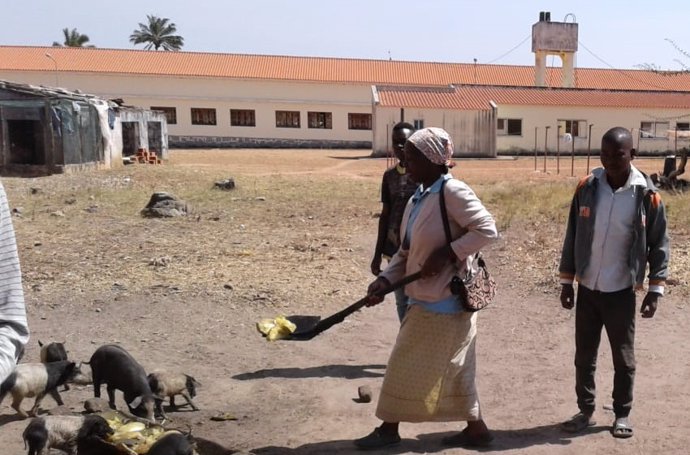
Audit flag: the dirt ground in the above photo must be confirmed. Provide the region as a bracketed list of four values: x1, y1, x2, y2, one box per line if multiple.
[0, 150, 688, 455]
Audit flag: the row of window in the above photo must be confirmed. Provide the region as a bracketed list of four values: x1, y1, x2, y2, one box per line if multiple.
[498, 118, 690, 138]
[150, 107, 373, 130]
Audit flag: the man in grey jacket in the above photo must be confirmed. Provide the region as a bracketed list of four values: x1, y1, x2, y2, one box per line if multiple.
[0, 181, 29, 384]
[558, 127, 669, 439]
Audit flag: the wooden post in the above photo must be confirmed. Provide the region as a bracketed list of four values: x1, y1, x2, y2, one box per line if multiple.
[544, 126, 550, 173]
[534, 126, 538, 171]
[587, 124, 594, 174]
[571, 133, 576, 177]
[556, 125, 562, 175]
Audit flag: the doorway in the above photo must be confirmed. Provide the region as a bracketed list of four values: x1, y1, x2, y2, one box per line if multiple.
[122, 122, 139, 156]
[7, 120, 45, 164]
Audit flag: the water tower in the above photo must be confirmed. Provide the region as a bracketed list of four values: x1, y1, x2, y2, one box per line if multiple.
[532, 11, 578, 87]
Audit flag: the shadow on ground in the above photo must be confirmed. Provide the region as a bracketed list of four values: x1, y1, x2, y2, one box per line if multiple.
[232, 364, 385, 380]
[249, 424, 611, 454]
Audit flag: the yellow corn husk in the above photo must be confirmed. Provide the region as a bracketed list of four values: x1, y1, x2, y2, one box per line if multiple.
[274, 316, 296, 332]
[116, 422, 147, 434]
[258, 315, 297, 341]
[256, 318, 276, 335]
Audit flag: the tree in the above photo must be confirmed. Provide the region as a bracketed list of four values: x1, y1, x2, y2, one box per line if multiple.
[638, 39, 689, 75]
[129, 15, 184, 51]
[52, 28, 94, 47]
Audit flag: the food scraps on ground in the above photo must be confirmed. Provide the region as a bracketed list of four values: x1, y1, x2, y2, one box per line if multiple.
[101, 410, 181, 454]
[256, 316, 297, 341]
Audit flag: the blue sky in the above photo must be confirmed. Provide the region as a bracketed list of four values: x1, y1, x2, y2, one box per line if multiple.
[2, 0, 689, 70]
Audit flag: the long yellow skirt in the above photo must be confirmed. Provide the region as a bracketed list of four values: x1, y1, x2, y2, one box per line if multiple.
[376, 304, 480, 423]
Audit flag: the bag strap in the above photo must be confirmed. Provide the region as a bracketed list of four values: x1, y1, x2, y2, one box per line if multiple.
[439, 178, 485, 268]
[439, 179, 452, 247]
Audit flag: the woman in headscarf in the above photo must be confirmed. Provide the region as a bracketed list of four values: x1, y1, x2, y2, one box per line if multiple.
[354, 127, 498, 450]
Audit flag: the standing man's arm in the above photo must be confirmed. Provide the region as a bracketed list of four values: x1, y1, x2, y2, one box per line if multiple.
[0, 183, 29, 383]
[371, 175, 392, 276]
[641, 192, 670, 318]
[559, 192, 580, 309]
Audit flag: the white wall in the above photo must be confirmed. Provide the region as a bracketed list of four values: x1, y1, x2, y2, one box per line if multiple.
[0, 71, 374, 143]
[496, 104, 690, 154]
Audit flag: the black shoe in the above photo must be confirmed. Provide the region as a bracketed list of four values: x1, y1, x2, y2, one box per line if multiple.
[354, 427, 401, 450]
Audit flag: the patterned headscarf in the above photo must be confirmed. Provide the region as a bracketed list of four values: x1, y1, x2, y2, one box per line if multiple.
[406, 127, 454, 165]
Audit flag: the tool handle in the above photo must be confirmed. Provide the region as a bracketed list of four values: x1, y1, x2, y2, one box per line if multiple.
[293, 272, 422, 339]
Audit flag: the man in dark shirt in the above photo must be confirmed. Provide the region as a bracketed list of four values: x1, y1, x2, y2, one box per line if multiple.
[371, 122, 419, 322]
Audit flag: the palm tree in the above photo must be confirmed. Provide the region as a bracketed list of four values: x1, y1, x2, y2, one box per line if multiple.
[129, 15, 184, 51]
[52, 28, 94, 47]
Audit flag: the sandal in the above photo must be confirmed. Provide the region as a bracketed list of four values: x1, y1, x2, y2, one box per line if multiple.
[442, 429, 494, 447]
[612, 417, 633, 439]
[561, 412, 596, 433]
[354, 427, 401, 450]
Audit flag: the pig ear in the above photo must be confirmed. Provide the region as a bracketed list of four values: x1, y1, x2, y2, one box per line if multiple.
[129, 396, 143, 409]
[38, 340, 44, 347]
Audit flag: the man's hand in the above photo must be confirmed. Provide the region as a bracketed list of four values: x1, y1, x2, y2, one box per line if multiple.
[370, 256, 382, 276]
[641, 291, 661, 318]
[560, 284, 575, 309]
[365, 277, 391, 307]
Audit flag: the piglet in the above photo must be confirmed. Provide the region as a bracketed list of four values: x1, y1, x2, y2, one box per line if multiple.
[148, 371, 200, 418]
[38, 341, 67, 363]
[147, 431, 195, 455]
[88, 344, 156, 421]
[22, 414, 115, 455]
[38, 341, 70, 391]
[0, 361, 77, 417]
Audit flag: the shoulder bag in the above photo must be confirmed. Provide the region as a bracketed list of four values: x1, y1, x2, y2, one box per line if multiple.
[440, 179, 497, 312]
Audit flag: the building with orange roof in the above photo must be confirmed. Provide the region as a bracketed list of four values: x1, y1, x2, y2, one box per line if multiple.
[1, 13, 689, 157]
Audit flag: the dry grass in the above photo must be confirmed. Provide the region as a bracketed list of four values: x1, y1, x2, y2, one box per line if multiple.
[3, 151, 688, 309]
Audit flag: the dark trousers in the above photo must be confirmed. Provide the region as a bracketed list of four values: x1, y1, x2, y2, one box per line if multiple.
[575, 285, 636, 418]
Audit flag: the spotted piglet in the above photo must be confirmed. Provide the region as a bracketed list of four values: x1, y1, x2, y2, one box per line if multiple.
[147, 371, 200, 418]
[0, 361, 83, 417]
[22, 414, 116, 455]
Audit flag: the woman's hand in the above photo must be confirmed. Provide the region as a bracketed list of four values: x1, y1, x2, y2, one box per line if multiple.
[421, 246, 454, 278]
[365, 276, 391, 306]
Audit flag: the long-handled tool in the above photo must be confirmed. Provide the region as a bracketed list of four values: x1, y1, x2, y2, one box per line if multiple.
[285, 272, 422, 341]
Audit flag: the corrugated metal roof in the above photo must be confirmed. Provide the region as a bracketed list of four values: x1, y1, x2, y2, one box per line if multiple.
[3, 46, 690, 91]
[376, 85, 690, 109]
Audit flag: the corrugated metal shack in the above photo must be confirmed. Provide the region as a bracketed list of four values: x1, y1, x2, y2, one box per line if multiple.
[371, 85, 497, 158]
[0, 80, 167, 176]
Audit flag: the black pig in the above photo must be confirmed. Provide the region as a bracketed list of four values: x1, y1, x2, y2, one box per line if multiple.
[88, 344, 156, 421]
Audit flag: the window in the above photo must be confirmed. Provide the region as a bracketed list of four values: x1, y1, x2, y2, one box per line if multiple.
[558, 120, 586, 137]
[676, 122, 690, 131]
[150, 106, 177, 125]
[348, 113, 372, 130]
[413, 119, 424, 130]
[640, 121, 669, 138]
[230, 109, 256, 127]
[191, 108, 216, 126]
[276, 110, 300, 128]
[497, 118, 522, 136]
[308, 111, 332, 129]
